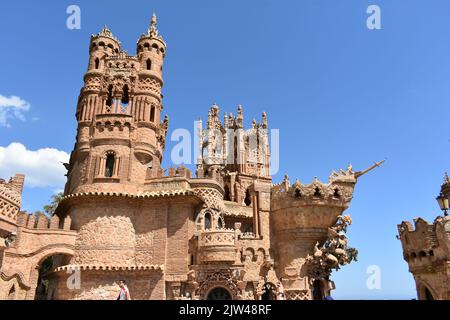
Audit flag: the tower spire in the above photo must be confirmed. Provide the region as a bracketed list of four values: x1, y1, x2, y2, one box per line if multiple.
[149, 12, 158, 37]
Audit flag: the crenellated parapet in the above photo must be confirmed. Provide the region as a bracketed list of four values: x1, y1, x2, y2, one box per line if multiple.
[270, 161, 383, 299]
[15, 212, 72, 232]
[397, 214, 450, 300]
[398, 216, 450, 270]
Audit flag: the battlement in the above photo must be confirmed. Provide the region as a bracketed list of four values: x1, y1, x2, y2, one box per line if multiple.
[398, 216, 450, 264]
[16, 212, 72, 231]
[271, 173, 356, 211]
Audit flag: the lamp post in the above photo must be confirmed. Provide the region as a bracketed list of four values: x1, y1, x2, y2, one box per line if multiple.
[436, 192, 449, 217]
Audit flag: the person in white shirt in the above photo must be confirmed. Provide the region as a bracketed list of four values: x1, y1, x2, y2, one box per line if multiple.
[117, 280, 131, 300]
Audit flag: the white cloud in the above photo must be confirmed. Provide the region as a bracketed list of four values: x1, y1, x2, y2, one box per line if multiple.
[0, 94, 31, 127]
[0, 143, 70, 188]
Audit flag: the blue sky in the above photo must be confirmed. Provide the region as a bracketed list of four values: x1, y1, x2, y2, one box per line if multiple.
[1, 0, 450, 299]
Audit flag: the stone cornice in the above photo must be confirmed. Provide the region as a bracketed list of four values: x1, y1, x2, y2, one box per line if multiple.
[53, 264, 164, 272]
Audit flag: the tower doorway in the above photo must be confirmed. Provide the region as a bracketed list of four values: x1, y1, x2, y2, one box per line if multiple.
[207, 287, 232, 300]
[261, 283, 277, 300]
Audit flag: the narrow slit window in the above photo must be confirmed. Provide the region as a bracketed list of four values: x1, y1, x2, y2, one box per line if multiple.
[150, 106, 155, 122]
[105, 153, 115, 177]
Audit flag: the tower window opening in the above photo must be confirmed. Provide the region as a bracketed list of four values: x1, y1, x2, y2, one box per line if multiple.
[204, 212, 212, 230]
[94, 58, 100, 69]
[152, 43, 159, 51]
[244, 189, 252, 206]
[333, 188, 340, 199]
[150, 106, 155, 122]
[146, 59, 152, 70]
[224, 185, 231, 201]
[106, 85, 114, 108]
[105, 153, 115, 178]
[314, 187, 322, 198]
[121, 85, 130, 105]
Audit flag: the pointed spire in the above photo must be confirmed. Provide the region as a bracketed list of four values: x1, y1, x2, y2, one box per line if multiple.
[237, 105, 243, 128]
[151, 12, 158, 35]
[142, 12, 161, 39]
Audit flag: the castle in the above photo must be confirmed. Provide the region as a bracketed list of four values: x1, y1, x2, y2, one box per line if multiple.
[0, 14, 381, 300]
[398, 173, 450, 300]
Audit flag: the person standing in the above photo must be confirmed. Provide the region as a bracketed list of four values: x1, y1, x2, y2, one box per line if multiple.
[117, 280, 131, 300]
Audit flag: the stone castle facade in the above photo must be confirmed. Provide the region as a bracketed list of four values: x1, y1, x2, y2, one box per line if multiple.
[0, 15, 381, 300]
[398, 174, 450, 300]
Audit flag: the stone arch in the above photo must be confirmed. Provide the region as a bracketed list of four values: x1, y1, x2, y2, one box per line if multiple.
[417, 280, 438, 300]
[206, 286, 233, 300]
[195, 208, 225, 231]
[261, 282, 277, 300]
[28, 246, 74, 300]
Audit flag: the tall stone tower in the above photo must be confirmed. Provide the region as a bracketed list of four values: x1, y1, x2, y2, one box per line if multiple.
[53, 14, 180, 300]
[398, 173, 450, 300]
[65, 14, 168, 196]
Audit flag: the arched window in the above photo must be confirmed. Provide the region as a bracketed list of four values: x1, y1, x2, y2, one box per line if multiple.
[204, 212, 212, 230]
[121, 85, 130, 105]
[333, 188, 340, 199]
[8, 285, 16, 300]
[207, 287, 232, 300]
[424, 287, 434, 300]
[105, 153, 115, 178]
[94, 58, 100, 69]
[261, 283, 277, 300]
[224, 185, 231, 201]
[244, 189, 252, 206]
[106, 85, 114, 108]
[152, 43, 159, 50]
[218, 217, 224, 229]
[146, 59, 152, 70]
[150, 106, 155, 122]
[314, 187, 322, 198]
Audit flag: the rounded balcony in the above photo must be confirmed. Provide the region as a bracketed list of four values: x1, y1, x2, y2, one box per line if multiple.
[198, 229, 236, 264]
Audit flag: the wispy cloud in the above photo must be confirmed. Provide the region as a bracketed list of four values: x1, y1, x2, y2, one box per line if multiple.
[0, 142, 70, 188]
[0, 94, 31, 127]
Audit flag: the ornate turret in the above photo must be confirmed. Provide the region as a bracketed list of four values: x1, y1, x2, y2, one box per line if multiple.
[271, 161, 384, 299]
[65, 14, 168, 196]
[397, 171, 450, 300]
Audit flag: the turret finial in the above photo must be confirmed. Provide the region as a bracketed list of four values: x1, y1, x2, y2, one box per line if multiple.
[151, 12, 157, 31]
